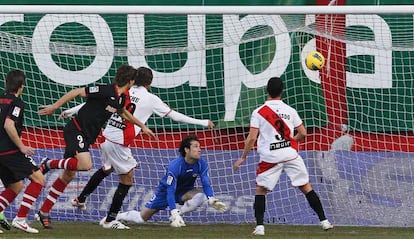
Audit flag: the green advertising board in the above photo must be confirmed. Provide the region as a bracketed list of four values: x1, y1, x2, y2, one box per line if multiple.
[0, 2, 413, 132]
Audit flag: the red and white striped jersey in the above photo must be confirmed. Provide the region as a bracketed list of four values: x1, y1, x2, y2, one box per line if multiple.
[103, 85, 171, 146]
[250, 99, 303, 164]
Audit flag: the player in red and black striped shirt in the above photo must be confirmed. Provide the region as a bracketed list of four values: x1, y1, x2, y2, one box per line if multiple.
[0, 70, 45, 234]
[36, 65, 154, 229]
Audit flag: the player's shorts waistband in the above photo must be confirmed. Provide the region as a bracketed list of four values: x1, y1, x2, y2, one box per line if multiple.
[104, 137, 130, 147]
[0, 149, 19, 156]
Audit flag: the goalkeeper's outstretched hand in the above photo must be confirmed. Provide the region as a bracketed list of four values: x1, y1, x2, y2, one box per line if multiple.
[208, 197, 228, 212]
[169, 209, 186, 227]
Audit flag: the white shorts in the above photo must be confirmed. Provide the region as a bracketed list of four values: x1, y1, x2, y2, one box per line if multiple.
[100, 140, 137, 175]
[256, 155, 309, 191]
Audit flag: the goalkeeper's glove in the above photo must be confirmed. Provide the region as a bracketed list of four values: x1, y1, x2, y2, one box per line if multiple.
[208, 197, 228, 212]
[169, 209, 186, 227]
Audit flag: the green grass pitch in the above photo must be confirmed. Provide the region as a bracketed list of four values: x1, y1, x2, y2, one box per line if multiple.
[1, 222, 413, 239]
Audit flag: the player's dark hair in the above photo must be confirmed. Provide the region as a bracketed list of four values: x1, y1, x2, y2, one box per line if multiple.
[114, 64, 136, 87]
[134, 67, 153, 87]
[266, 77, 283, 98]
[179, 135, 200, 157]
[5, 69, 25, 93]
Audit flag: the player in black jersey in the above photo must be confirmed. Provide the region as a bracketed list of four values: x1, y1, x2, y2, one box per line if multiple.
[36, 65, 155, 229]
[0, 70, 45, 234]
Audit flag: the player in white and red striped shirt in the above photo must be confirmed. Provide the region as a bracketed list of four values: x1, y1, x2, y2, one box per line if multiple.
[233, 77, 333, 236]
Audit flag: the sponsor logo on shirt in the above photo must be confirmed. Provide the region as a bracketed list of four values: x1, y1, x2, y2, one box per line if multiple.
[166, 175, 173, 185]
[105, 105, 117, 113]
[12, 106, 21, 117]
[89, 86, 99, 93]
[107, 118, 126, 130]
[269, 141, 291, 150]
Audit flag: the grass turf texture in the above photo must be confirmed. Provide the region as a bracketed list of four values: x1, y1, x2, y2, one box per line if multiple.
[0, 223, 412, 239]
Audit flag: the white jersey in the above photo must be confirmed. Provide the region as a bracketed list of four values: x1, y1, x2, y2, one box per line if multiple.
[250, 100, 303, 164]
[103, 85, 171, 146]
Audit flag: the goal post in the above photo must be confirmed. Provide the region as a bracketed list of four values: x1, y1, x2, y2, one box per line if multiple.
[1, 5, 414, 226]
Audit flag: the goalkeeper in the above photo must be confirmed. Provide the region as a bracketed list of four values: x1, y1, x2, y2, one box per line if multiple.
[114, 135, 227, 227]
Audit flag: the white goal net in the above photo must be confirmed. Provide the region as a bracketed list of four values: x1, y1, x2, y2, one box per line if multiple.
[1, 5, 414, 226]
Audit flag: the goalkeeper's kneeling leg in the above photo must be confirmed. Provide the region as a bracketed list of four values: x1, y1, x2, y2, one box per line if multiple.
[116, 210, 144, 224]
[180, 193, 207, 214]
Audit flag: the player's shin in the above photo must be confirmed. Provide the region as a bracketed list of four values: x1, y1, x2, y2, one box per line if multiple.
[77, 168, 110, 203]
[0, 189, 18, 212]
[305, 190, 326, 221]
[254, 195, 266, 225]
[180, 193, 207, 214]
[16, 181, 43, 218]
[105, 183, 131, 222]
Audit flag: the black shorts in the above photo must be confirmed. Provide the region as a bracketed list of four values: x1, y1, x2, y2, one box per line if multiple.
[0, 151, 38, 186]
[63, 120, 91, 158]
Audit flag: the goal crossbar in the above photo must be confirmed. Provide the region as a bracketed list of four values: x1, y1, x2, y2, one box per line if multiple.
[0, 5, 414, 14]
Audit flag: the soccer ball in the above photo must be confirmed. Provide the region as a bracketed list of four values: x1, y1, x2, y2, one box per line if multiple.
[305, 51, 325, 70]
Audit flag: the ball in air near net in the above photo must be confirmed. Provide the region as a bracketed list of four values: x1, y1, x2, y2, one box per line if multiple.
[305, 51, 325, 70]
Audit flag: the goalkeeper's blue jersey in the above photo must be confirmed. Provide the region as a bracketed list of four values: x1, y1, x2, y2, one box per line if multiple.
[157, 156, 214, 210]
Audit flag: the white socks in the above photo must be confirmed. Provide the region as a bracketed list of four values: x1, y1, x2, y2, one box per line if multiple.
[116, 193, 208, 223]
[180, 193, 207, 214]
[116, 210, 144, 224]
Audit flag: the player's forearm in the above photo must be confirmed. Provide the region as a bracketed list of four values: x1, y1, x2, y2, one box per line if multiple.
[294, 133, 306, 142]
[294, 124, 307, 142]
[167, 110, 209, 127]
[120, 110, 147, 129]
[241, 137, 255, 158]
[53, 88, 85, 109]
[167, 190, 177, 210]
[4, 119, 25, 150]
[201, 182, 214, 198]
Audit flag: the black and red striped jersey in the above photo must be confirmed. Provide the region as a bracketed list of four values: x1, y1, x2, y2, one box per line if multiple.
[74, 84, 127, 144]
[0, 92, 24, 153]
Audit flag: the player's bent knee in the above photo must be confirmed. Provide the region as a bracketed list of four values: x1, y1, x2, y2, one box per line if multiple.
[9, 181, 25, 194]
[30, 170, 45, 185]
[77, 162, 93, 171]
[298, 182, 312, 194]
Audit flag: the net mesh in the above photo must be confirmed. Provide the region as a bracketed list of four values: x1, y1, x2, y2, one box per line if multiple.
[1, 11, 414, 226]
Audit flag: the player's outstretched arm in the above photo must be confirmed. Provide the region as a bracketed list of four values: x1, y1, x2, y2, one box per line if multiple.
[206, 120, 215, 129]
[233, 127, 259, 170]
[167, 110, 214, 128]
[38, 88, 86, 116]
